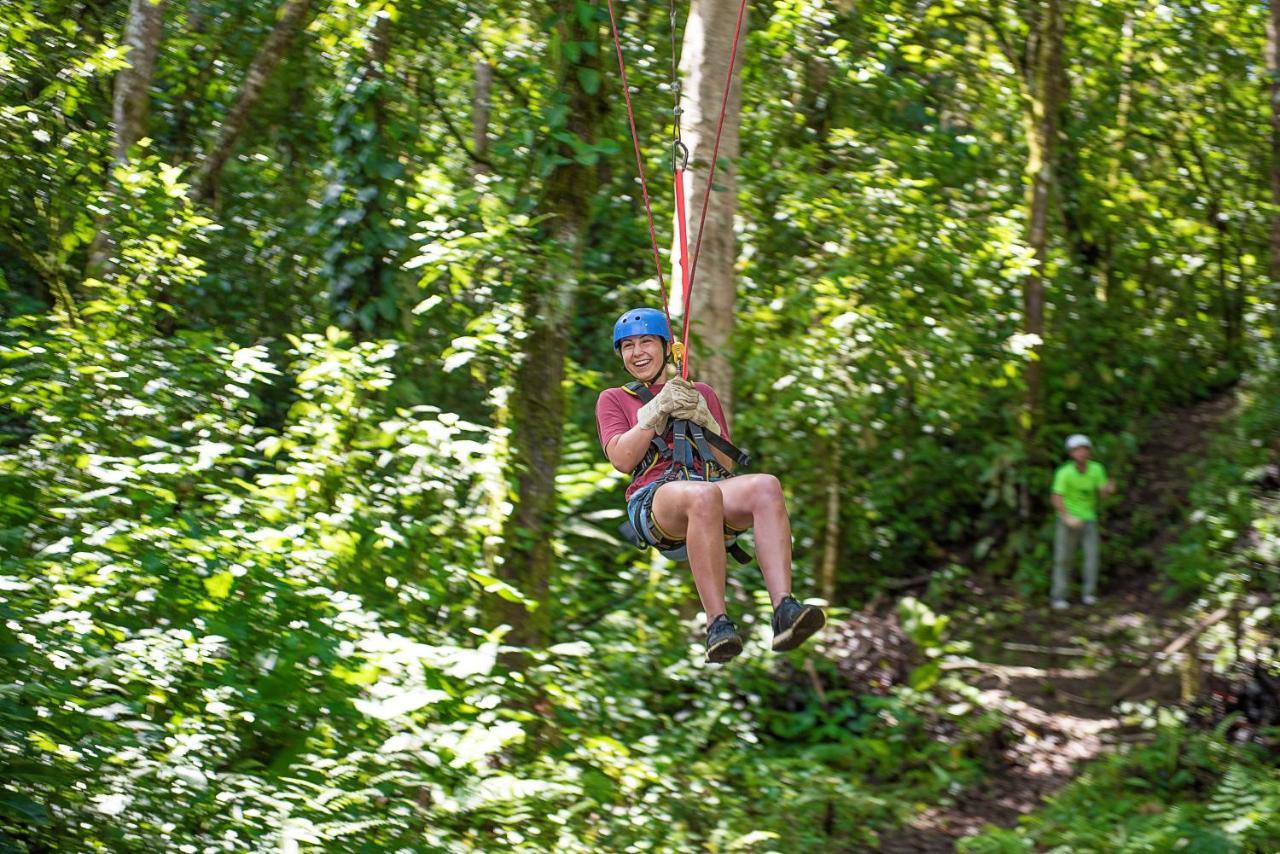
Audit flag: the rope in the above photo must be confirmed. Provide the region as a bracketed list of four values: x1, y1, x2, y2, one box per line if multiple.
[604, 0, 674, 335]
[604, 0, 750, 376]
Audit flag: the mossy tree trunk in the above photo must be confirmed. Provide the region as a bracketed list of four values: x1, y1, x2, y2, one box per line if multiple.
[495, 0, 605, 648]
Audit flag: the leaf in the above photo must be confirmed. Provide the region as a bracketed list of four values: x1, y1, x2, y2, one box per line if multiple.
[354, 688, 449, 720]
[204, 570, 235, 600]
[908, 661, 941, 691]
[0, 791, 49, 825]
[577, 67, 601, 96]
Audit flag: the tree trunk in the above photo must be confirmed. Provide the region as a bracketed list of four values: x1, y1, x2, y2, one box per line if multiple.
[1268, 1, 1280, 314]
[325, 12, 401, 341]
[1102, 8, 1136, 307]
[1055, 61, 1098, 302]
[471, 59, 493, 182]
[820, 434, 841, 603]
[358, 12, 392, 342]
[495, 1, 604, 649]
[676, 0, 746, 421]
[86, 0, 167, 280]
[112, 0, 167, 162]
[1017, 0, 1066, 516]
[189, 0, 313, 204]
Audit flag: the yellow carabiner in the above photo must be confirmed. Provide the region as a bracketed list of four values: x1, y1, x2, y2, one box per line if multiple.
[670, 340, 685, 370]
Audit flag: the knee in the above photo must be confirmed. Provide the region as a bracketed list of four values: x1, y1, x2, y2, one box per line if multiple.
[687, 484, 724, 519]
[754, 474, 785, 508]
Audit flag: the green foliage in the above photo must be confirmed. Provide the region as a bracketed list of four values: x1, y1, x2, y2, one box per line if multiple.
[1, 0, 1277, 848]
[1163, 375, 1280, 594]
[960, 730, 1280, 853]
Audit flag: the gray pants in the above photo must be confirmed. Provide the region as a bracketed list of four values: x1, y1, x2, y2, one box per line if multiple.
[1052, 518, 1100, 601]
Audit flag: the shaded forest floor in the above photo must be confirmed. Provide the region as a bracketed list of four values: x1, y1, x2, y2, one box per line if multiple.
[875, 393, 1237, 853]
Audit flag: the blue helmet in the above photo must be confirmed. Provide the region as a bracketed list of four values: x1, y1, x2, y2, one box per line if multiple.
[612, 308, 671, 352]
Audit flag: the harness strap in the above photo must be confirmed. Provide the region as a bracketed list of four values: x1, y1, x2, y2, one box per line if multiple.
[615, 381, 755, 565]
[672, 420, 696, 469]
[704, 429, 750, 468]
[621, 381, 750, 475]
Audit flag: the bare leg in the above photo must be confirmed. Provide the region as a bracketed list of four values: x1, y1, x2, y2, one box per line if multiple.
[651, 481, 729, 618]
[716, 474, 791, 607]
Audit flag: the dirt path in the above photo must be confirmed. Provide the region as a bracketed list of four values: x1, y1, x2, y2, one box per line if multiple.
[875, 393, 1236, 853]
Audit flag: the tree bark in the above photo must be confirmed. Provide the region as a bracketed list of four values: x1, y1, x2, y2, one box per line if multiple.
[351, 11, 392, 342]
[820, 434, 841, 603]
[1268, 1, 1280, 315]
[1102, 8, 1136, 307]
[189, 0, 313, 204]
[495, 1, 605, 648]
[1015, 0, 1066, 518]
[86, 0, 167, 280]
[112, 0, 167, 162]
[676, 0, 746, 421]
[471, 58, 494, 182]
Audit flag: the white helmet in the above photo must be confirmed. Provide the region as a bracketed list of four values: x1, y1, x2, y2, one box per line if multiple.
[1065, 433, 1092, 451]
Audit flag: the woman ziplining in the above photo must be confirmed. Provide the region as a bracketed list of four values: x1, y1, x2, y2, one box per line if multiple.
[594, 0, 826, 664]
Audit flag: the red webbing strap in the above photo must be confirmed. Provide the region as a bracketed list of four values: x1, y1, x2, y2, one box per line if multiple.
[673, 167, 692, 377]
[604, 0, 674, 336]
[685, 0, 749, 310]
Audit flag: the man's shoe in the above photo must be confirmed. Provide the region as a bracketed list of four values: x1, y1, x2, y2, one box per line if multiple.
[1052, 599, 1070, 611]
[771, 595, 826, 652]
[1081, 594, 1098, 606]
[705, 614, 743, 664]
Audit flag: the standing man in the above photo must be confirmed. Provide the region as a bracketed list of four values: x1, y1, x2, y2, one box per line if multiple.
[1051, 434, 1116, 610]
[596, 308, 826, 663]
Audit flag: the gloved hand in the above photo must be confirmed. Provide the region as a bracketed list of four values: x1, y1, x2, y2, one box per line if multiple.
[663, 376, 701, 408]
[636, 379, 699, 433]
[670, 387, 721, 436]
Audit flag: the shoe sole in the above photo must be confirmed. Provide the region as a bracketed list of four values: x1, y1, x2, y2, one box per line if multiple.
[771, 605, 826, 652]
[706, 634, 743, 664]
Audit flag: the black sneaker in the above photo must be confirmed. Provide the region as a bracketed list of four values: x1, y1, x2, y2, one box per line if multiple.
[705, 614, 743, 663]
[771, 595, 826, 652]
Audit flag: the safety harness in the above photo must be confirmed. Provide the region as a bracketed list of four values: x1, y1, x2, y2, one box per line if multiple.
[616, 381, 754, 565]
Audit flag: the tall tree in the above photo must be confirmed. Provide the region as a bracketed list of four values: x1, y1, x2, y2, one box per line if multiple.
[1018, 0, 1066, 452]
[1269, 0, 1280, 312]
[470, 58, 494, 182]
[494, 0, 606, 648]
[86, 0, 168, 282]
[325, 10, 403, 340]
[677, 0, 747, 419]
[112, 0, 168, 163]
[188, 0, 314, 205]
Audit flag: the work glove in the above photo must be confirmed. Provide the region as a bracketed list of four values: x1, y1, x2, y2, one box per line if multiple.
[636, 379, 698, 433]
[670, 388, 721, 436]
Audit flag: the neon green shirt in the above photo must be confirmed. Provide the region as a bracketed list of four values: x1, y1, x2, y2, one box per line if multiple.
[1052, 460, 1108, 522]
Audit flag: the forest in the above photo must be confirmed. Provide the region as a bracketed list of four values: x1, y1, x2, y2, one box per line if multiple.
[1, 0, 1279, 850]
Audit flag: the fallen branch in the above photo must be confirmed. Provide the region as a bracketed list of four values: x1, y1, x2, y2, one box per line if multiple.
[804, 658, 831, 713]
[1004, 642, 1092, 657]
[1115, 607, 1231, 699]
[881, 574, 930, 591]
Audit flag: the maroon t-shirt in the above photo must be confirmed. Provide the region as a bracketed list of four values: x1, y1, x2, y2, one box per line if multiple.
[596, 382, 731, 499]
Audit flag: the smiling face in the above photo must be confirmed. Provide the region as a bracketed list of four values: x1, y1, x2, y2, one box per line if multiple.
[618, 334, 667, 383]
